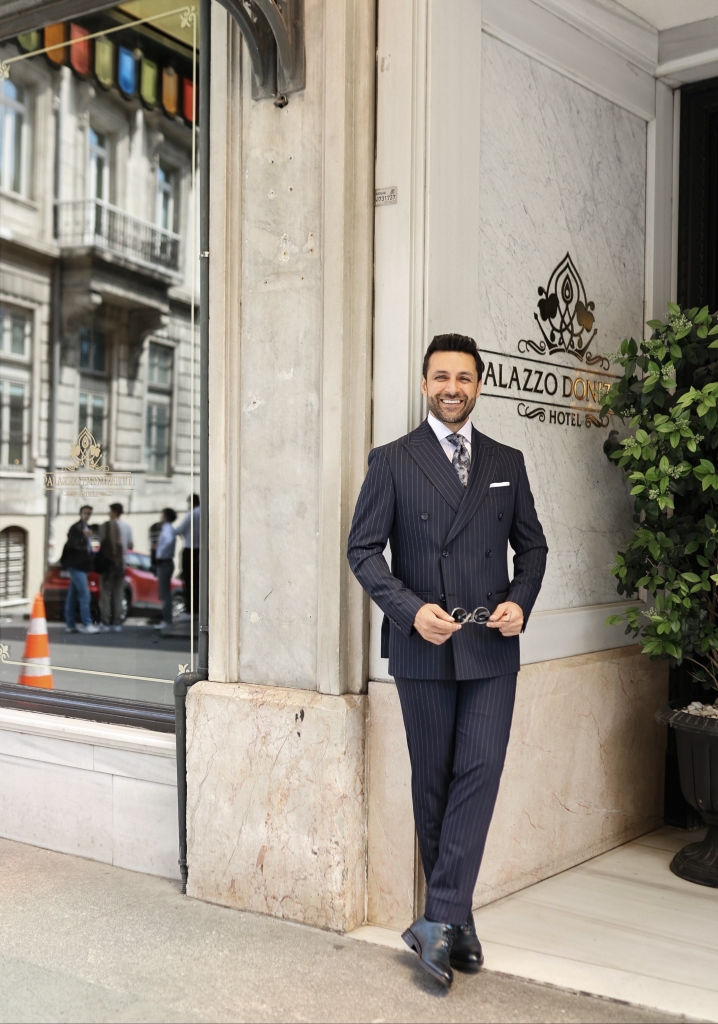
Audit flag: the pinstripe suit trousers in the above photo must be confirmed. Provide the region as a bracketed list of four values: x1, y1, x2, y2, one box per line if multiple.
[395, 672, 517, 925]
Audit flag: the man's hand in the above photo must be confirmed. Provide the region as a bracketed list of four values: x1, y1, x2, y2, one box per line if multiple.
[413, 603, 462, 645]
[486, 601, 524, 636]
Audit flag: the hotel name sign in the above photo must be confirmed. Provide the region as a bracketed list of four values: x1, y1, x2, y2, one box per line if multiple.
[45, 427, 133, 498]
[483, 253, 618, 429]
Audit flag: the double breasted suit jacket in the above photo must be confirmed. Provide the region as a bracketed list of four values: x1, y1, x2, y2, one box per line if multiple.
[347, 419, 548, 680]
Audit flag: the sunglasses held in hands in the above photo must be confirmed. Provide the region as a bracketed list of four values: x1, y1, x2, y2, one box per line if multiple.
[450, 606, 491, 625]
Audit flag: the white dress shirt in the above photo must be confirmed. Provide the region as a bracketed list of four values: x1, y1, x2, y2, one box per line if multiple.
[177, 506, 200, 549]
[155, 521, 177, 560]
[427, 411, 473, 463]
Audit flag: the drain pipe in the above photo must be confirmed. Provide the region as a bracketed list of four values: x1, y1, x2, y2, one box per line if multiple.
[175, 0, 211, 895]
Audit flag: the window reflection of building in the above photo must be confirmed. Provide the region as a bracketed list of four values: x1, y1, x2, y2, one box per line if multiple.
[88, 126, 111, 236]
[0, 306, 31, 468]
[79, 327, 106, 374]
[156, 164, 175, 231]
[0, 8, 198, 603]
[146, 341, 172, 475]
[78, 392, 107, 446]
[0, 79, 27, 195]
[0, 526, 27, 599]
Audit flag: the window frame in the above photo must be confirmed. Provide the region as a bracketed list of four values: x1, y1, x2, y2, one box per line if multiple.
[78, 389, 108, 448]
[0, 0, 207, 736]
[0, 76, 29, 196]
[156, 161, 176, 234]
[0, 304, 32, 470]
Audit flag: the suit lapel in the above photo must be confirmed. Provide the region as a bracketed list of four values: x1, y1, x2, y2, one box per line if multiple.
[404, 420, 464, 512]
[443, 427, 497, 546]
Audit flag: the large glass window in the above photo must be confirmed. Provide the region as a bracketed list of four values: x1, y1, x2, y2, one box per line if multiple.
[0, 79, 27, 194]
[0, 2, 200, 728]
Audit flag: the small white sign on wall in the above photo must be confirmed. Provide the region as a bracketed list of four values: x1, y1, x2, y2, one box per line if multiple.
[375, 186, 397, 206]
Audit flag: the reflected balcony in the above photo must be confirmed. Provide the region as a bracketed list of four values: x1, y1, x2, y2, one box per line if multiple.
[55, 199, 182, 278]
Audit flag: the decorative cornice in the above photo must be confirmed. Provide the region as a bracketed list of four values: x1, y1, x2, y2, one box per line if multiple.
[528, 0, 657, 73]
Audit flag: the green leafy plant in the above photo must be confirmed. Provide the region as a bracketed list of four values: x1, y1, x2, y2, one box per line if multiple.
[602, 303, 718, 691]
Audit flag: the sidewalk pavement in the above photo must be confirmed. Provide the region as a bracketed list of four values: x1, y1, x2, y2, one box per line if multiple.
[0, 838, 691, 1024]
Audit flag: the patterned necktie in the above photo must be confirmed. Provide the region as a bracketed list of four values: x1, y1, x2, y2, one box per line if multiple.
[446, 433, 471, 487]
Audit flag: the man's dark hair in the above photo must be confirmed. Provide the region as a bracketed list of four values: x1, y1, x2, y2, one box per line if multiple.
[110, 502, 123, 515]
[163, 507, 177, 523]
[191, 493, 200, 508]
[80, 505, 93, 513]
[422, 334, 484, 381]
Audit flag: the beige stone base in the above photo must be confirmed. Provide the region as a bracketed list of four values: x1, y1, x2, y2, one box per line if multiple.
[186, 682, 366, 932]
[367, 646, 668, 930]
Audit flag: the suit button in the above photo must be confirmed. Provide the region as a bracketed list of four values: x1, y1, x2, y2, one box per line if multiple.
[487, 592, 493, 599]
[440, 593, 445, 601]
[420, 513, 428, 520]
[486, 549, 492, 557]
[498, 512, 504, 520]
[442, 550, 449, 558]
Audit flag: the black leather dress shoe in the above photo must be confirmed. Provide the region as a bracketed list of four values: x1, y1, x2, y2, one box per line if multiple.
[449, 911, 484, 972]
[401, 915, 454, 988]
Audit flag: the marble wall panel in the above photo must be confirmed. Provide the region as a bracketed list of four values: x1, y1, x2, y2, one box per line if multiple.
[186, 681, 366, 932]
[474, 646, 668, 908]
[366, 647, 668, 928]
[475, 33, 647, 612]
[0, 726, 179, 880]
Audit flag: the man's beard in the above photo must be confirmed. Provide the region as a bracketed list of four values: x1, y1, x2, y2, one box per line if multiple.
[427, 392, 477, 426]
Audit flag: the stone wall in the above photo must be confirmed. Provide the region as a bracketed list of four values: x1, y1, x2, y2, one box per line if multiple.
[186, 682, 366, 931]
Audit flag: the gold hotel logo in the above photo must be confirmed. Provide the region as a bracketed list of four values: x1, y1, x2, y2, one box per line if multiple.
[45, 428, 133, 498]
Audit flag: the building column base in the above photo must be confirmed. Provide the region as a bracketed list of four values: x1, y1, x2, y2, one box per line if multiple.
[186, 681, 366, 933]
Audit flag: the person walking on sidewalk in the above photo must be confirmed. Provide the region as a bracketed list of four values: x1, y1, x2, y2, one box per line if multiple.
[154, 508, 177, 631]
[98, 506, 127, 632]
[176, 494, 199, 617]
[347, 334, 547, 989]
[62, 505, 99, 635]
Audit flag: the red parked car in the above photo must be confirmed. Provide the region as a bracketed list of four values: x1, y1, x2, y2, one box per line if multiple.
[42, 551, 184, 623]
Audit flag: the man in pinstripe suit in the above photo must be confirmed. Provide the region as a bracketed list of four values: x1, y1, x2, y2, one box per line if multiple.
[348, 334, 547, 988]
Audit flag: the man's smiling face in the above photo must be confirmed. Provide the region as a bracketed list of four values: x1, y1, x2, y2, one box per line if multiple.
[421, 350, 482, 429]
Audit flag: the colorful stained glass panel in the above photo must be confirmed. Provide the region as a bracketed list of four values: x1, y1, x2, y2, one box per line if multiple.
[16, 31, 40, 53]
[44, 24, 66, 66]
[162, 67, 178, 117]
[182, 78, 194, 124]
[118, 46, 137, 97]
[140, 58, 158, 108]
[69, 24, 91, 77]
[95, 36, 114, 89]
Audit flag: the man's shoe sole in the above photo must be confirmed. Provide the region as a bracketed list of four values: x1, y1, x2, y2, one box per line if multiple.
[401, 928, 453, 989]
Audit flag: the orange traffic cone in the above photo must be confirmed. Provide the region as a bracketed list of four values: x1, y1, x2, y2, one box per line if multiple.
[18, 594, 54, 689]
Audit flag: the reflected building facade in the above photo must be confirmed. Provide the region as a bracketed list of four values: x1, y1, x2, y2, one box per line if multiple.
[0, 10, 198, 604]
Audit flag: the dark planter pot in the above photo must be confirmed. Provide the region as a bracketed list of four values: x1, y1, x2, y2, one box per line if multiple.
[656, 701, 718, 887]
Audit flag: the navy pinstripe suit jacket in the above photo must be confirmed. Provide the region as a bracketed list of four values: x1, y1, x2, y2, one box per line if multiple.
[347, 419, 548, 680]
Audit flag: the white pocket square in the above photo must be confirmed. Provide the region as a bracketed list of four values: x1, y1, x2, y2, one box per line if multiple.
[490, 481, 510, 488]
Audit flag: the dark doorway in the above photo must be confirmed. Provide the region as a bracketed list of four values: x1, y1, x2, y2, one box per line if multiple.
[677, 76, 718, 313]
[667, 76, 718, 827]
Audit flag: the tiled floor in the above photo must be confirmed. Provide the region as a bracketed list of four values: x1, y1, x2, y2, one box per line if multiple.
[350, 827, 718, 1022]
